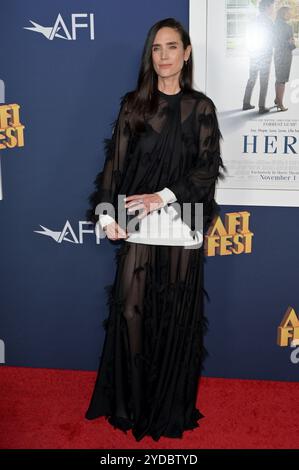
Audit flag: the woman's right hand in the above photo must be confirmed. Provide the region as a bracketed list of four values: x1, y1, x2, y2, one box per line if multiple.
[103, 220, 129, 240]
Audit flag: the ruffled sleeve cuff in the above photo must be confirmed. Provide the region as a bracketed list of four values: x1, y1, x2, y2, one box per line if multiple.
[155, 187, 177, 206]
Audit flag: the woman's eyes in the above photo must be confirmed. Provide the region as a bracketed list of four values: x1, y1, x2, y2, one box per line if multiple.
[152, 46, 177, 51]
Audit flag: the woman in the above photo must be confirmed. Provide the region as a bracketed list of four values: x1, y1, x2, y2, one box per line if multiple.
[85, 17, 225, 442]
[274, 6, 296, 112]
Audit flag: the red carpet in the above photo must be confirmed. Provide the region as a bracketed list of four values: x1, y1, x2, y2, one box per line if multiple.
[0, 366, 298, 449]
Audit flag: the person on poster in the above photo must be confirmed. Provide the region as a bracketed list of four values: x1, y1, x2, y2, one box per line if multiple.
[84, 17, 225, 441]
[273, 6, 296, 112]
[242, 0, 275, 114]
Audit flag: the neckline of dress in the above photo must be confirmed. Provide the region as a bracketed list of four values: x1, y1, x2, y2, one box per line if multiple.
[157, 88, 183, 98]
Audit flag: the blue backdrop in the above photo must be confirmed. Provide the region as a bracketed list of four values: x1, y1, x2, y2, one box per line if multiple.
[0, 0, 298, 381]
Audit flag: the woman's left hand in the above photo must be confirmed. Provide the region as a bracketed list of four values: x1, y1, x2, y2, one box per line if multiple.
[124, 193, 164, 220]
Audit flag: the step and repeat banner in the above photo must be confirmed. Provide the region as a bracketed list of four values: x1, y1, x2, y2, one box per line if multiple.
[0, 0, 298, 381]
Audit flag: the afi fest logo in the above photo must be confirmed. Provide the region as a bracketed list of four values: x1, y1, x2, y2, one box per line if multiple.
[205, 211, 254, 256]
[0, 79, 25, 200]
[277, 306, 299, 365]
[0, 104, 25, 150]
[24, 13, 95, 40]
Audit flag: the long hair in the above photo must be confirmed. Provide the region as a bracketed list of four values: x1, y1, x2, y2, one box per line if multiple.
[126, 18, 193, 134]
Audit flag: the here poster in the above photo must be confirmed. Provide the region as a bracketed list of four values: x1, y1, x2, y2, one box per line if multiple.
[191, 0, 299, 206]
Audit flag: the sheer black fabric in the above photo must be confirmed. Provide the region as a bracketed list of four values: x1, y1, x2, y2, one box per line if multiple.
[86, 241, 207, 441]
[85, 88, 225, 441]
[86, 88, 225, 234]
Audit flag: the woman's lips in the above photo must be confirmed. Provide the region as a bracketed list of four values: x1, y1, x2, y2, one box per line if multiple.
[159, 64, 172, 67]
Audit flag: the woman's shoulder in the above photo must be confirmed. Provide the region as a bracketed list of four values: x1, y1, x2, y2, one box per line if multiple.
[275, 18, 291, 31]
[186, 89, 218, 113]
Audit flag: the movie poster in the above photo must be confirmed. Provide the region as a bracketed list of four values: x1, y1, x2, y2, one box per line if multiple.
[191, 0, 299, 205]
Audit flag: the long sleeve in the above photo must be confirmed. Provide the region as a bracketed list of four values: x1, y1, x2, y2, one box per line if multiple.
[167, 97, 226, 233]
[155, 187, 177, 206]
[86, 92, 131, 226]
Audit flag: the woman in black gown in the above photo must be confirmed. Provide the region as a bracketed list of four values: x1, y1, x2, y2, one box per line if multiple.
[85, 17, 226, 442]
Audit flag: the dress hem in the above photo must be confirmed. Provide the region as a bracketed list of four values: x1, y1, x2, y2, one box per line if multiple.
[85, 407, 205, 442]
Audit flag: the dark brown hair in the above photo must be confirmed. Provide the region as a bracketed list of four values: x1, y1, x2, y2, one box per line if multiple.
[125, 17, 193, 134]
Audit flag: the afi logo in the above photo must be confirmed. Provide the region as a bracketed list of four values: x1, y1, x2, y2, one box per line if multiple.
[277, 306, 299, 347]
[277, 306, 299, 365]
[24, 13, 95, 40]
[34, 221, 98, 244]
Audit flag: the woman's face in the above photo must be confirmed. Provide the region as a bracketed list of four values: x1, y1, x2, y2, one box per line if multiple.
[151, 27, 191, 82]
[284, 9, 291, 21]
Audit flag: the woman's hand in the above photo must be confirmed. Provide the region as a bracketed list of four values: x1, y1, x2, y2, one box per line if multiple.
[124, 193, 164, 220]
[103, 220, 129, 240]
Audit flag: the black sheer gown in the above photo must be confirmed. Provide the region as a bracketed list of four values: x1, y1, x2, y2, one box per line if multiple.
[85, 87, 225, 441]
